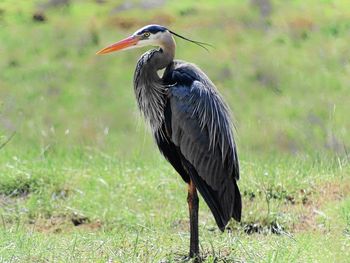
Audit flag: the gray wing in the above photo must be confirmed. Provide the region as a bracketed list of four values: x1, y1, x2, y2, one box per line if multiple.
[167, 79, 241, 226]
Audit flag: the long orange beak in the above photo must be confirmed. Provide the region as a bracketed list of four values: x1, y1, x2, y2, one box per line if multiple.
[96, 36, 139, 55]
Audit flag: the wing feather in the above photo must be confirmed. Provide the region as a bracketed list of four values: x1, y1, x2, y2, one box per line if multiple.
[169, 80, 239, 187]
[164, 62, 241, 225]
[162, 61, 242, 227]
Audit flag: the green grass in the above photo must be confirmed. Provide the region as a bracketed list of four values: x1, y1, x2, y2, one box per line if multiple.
[0, 153, 349, 262]
[0, 0, 350, 262]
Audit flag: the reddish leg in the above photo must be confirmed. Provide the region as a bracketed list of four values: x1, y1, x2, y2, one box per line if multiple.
[187, 180, 199, 260]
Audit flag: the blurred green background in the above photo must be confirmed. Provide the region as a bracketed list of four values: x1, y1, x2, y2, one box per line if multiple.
[1, 0, 349, 160]
[0, 1, 350, 262]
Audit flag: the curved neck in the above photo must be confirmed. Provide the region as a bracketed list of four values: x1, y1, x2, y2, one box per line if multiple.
[146, 45, 175, 73]
[141, 33, 176, 73]
[155, 35, 176, 70]
[133, 47, 174, 133]
[134, 43, 175, 87]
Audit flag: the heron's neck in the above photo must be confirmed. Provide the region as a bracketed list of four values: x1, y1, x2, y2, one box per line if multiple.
[134, 47, 174, 134]
[146, 47, 175, 73]
[135, 33, 176, 82]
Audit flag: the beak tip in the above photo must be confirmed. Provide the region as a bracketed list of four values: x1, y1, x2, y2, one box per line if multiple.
[95, 36, 138, 56]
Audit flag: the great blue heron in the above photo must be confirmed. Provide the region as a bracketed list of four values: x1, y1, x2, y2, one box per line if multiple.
[97, 24, 241, 259]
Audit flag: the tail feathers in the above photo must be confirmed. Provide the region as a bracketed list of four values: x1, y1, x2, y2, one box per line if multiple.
[190, 172, 227, 230]
[180, 157, 242, 231]
[231, 180, 242, 222]
[190, 171, 242, 231]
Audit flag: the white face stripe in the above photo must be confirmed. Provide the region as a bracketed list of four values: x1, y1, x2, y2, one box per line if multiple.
[116, 32, 165, 52]
[135, 31, 166, 48]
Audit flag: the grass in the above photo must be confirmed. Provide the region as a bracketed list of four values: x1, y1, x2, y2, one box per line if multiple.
[0, 0, 350, 262]
[1, 151, 349, 262]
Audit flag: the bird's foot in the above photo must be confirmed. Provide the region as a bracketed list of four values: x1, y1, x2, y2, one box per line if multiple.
[188, 253, 201, 263]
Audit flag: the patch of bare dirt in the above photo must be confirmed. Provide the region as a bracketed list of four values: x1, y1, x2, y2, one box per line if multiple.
[240, 180, 350, 234]
[292, 181, 350, 233]
[28, 214, 102, 233]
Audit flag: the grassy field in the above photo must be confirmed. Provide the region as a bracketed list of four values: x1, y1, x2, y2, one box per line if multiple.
[0, 0, 350, 262]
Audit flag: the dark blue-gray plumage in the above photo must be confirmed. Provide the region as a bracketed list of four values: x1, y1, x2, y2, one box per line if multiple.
[97, 24, 241, 260]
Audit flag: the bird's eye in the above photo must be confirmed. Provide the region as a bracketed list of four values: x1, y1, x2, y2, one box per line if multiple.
[143, 32, 151, 38]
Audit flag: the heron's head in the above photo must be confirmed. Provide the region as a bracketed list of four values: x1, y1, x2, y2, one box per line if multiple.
[96, 24, 210, 55]
[96, 24, 173, 55]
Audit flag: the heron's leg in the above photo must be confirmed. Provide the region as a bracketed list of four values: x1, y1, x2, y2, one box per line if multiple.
[187, 179, 199, 259]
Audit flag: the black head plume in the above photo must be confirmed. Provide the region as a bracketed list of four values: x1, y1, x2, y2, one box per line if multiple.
[168, 30, 213, 52]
